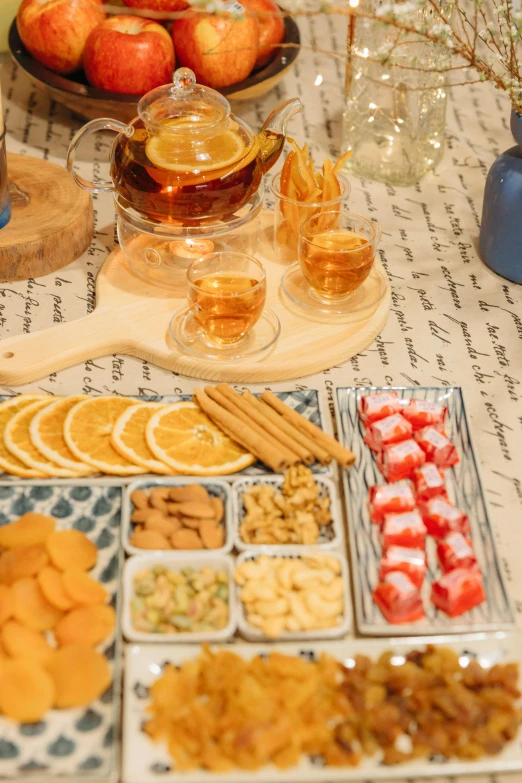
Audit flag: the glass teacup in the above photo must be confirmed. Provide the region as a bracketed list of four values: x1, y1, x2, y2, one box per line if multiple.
[299, 211, 380, 302]
[169, 251, 280, 360]
[187, 252, 266, 346]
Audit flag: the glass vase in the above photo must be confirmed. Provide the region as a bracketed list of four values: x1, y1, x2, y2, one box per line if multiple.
[342, 6, 449, 186]
[0, 94, 11, 229]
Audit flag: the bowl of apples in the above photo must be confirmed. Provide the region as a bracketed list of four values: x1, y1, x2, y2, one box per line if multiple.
[9, 0, 300, 123]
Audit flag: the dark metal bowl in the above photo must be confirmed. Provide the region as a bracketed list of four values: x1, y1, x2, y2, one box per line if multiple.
[8, 15, 300, 123]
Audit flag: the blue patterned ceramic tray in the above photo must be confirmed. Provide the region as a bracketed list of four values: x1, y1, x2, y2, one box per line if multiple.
[335, 386, 515, 636]
[0, 483, 122, 782]
[123, 634, 522, 782]
[0, 390, 331, 480]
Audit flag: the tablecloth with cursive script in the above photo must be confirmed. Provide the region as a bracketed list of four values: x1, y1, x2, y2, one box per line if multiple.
[2, 13, 522, 782]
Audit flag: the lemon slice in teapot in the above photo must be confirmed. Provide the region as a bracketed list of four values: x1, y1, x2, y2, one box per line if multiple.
[145, 117, 247, 174]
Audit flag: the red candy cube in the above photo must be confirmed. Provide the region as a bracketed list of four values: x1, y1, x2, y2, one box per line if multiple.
[368, 481, 416, 525]
[437, 532, 477, 573]
[372, 571, 425, 624]
[380, 510, 427, 550]
[419, 497, 469, 539]
[377, 439, 426, 482]
[413, 463, 447, 502]
[402, 399, 447, 431]
[414, 426, 459, 468]
[364, 413, 413, 452]
[431, 567, 485, 617]
[379, 546, 427, 588]
[358, 391, 402, 425]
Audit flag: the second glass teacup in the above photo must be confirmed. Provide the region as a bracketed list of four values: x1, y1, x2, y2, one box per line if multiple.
[281, 210, 383, 315]
[170, 251, 280, 360]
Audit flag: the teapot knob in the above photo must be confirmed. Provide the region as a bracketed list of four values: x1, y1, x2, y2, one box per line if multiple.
[174, 67, 196, 90]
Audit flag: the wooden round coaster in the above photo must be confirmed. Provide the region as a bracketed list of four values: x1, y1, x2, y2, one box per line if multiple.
[0, 212, 390, 385]
[0, 153, 93, 281]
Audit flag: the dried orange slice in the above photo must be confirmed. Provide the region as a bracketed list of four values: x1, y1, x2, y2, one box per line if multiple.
[0, 659, 55, 722]
[146, 122, 246, 173]
[4, 400, 82, 478]
[111, 402, 174, 475]
[146, 400, 254, 475]
[64, 397, 146, 475]
[0, 395, 48, 478]
[30, 396, 96, 475]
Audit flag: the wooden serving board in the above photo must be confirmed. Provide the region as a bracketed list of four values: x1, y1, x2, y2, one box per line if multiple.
[0, 153, 93, 281]
[0, 213, 390, 385]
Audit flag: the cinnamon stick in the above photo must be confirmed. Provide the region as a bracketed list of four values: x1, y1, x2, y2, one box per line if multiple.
[261, 390, 356, 468]
[193, 388, 291, 473]
[243, 391, 331, 465]
[205, 386, 299, 466]
[215, 384, 313, 465]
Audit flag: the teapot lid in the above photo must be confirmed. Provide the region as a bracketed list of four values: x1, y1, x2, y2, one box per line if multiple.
[138, 68, 231, 134]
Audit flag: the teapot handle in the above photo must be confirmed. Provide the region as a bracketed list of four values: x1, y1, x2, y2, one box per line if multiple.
[67, 118, 128, 193]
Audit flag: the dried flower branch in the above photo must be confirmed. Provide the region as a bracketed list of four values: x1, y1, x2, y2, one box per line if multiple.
[102, 0, 522, 111]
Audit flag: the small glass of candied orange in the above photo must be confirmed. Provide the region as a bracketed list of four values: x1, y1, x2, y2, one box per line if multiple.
[271, 142, 351, 262]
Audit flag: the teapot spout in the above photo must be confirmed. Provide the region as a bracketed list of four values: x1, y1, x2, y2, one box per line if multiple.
[258, 97, 302, 173]
[262, 97, 302, 137]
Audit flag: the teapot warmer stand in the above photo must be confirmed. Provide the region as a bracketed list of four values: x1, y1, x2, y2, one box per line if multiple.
[0, 154, 93, 281]
[0, 211, 391, 385]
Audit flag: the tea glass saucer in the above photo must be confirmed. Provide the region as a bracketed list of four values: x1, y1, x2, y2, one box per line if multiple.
[281, 263, 387, 318]
[169, 306, 281, 360]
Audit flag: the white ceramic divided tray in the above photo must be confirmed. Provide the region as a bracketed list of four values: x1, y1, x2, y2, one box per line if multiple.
[121, 477, 234, 557]
[231, 475, 343, 552]
[235, 549, 352, 642]
[335, 386, 515, 636]
[122, 553, 236, 644]
[123, 632, 522, 783]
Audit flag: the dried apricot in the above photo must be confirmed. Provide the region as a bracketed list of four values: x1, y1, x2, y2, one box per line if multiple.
[47, 644, 111, 708]
[0, 585, 13, 625]
[0, 513, 55, 549]
[129, 529, 170, 550]
[1, 620, 54, 664]
[46, 529, 97, 571]
[62, 570, 108, 607]
[38, 566, 75, 611]
[54, 604, 115, 646]
[0, 545, 49, 585]
[12, 577, 63, 631]
[0, 660, 55, 722]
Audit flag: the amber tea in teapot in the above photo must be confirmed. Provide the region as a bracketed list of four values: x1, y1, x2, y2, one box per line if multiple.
[111, 118, 282, 223]
[67, 68, 301, 224]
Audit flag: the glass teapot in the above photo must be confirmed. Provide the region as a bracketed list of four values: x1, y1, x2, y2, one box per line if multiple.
[67, 68, 301, 223]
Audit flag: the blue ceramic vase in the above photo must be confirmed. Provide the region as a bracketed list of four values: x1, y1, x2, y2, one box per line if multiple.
[479, 110, 522, 283]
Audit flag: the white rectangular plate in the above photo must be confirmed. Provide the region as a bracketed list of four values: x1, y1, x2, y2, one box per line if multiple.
[0, 481, 122, 782]
[123, 632, 522, 783]
[335, 386, 514, 636]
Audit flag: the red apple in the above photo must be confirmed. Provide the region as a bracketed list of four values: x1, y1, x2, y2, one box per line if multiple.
[17, 0, 105, 75]
[241, 0, 285, 68]
[83, 15, 175, 94]
[172, 12, 259, 88]
[122, 0, 189, 13]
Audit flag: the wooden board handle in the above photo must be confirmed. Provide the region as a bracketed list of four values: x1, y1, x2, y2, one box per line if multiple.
[0, 311, 131, 386]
